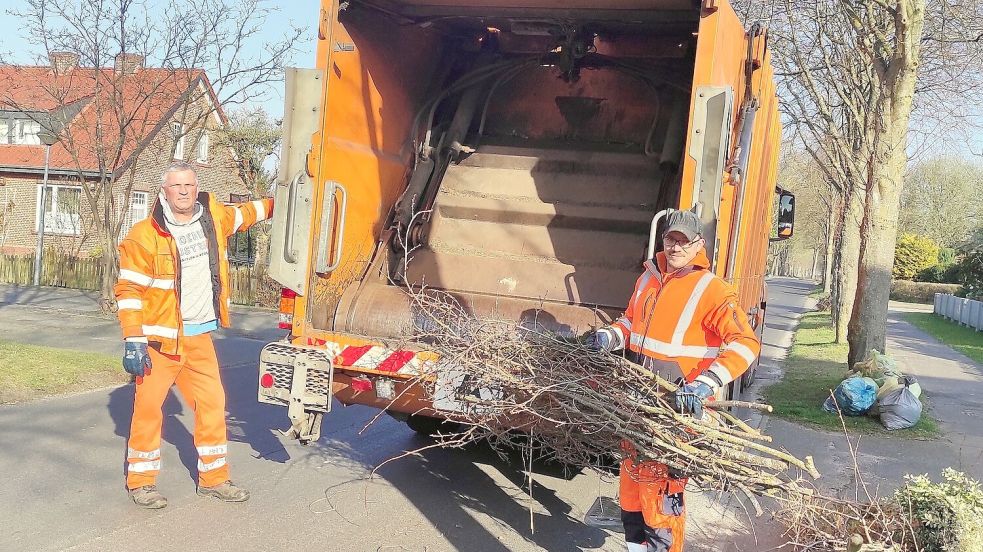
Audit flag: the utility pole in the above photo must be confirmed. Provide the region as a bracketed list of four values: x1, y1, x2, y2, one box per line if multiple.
[33, 131, 57, 286]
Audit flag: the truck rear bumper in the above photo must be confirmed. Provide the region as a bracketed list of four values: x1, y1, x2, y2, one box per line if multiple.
[258, 339, 456, 435]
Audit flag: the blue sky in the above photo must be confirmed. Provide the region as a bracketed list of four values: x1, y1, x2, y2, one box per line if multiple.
[1, 2, 978, 160]
[0, 1, 320, 121]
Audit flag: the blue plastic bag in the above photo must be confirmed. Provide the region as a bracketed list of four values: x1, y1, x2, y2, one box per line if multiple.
[822, 377, 878, 416]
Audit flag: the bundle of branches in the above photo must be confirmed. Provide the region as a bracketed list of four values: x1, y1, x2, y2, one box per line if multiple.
[774, 493, 917, 551]
[771, 459, 983, 551]
[399, 289, 820, 509]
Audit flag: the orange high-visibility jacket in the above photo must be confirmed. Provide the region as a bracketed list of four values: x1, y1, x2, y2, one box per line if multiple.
[114, 192, 273, 355]
[610, 249, 759, 387]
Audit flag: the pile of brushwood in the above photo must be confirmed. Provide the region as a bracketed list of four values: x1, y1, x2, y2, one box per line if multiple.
[393, 289, 981, 551]
[775, 468, 983, 551]
[401, 290, 818, 511]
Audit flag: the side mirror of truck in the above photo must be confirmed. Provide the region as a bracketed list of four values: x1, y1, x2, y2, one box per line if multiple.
[771, 187, 795, 241]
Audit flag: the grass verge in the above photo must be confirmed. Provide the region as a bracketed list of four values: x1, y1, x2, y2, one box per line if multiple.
[0, 339, 129, 404]
[903, 312, 983, 365]
[763, 310, 940, 439]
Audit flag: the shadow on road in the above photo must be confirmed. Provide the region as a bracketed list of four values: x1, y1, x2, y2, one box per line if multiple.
[107, 385, 200, 484]
[299, 427, 612, 552]
[106, 333, 291, 487]
[0, 284, 104, 314]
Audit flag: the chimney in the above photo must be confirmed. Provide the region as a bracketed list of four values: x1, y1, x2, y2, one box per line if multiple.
[114, 53, 144, 75]
[49, 51, 80, 74]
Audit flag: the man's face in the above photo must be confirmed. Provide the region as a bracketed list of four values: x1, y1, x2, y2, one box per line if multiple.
[161, 169, 198, 216]
[663, 231, 704, 271]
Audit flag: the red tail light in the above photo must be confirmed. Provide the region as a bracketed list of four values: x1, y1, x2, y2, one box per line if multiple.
[260, 373, 274, 388]
[278, 288, 297, 329]
[351, 377, 373, 393]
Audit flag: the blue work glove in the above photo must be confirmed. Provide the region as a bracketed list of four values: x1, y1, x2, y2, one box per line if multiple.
[584, 328, 617, 353]
[123, 341, 152, 377]
[672, 381, 715, 418]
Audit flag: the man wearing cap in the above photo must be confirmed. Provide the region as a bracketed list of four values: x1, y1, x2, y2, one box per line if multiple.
[586, 208, 761, 552]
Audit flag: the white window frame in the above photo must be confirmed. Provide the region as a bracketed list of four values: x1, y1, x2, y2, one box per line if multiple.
[15, 119, 41, 145]
[172, 122, 185, 160]
[196, 131, 209, 163]
[121, 191, 149, 239]
[35, 184, 83, 236]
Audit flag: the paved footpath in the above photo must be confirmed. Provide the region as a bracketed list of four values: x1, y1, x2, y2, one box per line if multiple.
[691, 284, 983, 551]
[763, 296, 983, 491]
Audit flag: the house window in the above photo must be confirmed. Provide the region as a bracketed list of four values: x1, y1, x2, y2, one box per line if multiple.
[17, 119, 41, 145]
[196, 131, 209, 163]
[120, 191, 148, 239]
[227, 228, 256, 264]
[130, 191, 148, 221]
[0, 116, 41, 145]
[228, 193, 255, 264]
[36, 184, 82, 235]
[172, 122, 185, 159]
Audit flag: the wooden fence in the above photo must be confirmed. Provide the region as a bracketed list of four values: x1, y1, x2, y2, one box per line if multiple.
[229, 262, 280, 307]
[0, 253, 275, 307]
[0, 253, 103, 290]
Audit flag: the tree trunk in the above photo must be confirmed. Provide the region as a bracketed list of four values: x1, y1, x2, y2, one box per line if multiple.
[835, 186, 863, 344]
[846, 2, 925, 367]
[822, 202, 837, 294]
[100, 233, 120, 313]
[847, 121, 911, 365]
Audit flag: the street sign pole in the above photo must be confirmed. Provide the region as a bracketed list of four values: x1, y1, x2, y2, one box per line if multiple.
[33, 143, 52, 286]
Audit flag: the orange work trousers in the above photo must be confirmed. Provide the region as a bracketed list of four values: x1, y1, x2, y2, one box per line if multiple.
[620, 456, 687, 552]
[125, 333, 230, 489]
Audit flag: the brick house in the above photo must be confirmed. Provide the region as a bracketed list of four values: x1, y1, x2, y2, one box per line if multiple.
[0, 52, 249, 258]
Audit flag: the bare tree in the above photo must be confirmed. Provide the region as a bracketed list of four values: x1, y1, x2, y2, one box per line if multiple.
[899, 156, 983, 248]
[840, 1, 927, 366]
[0, 0, 301, 308]
[216, 106, 280, 270]
[775, 150, 835, 281]
[736, 0, 982, 361]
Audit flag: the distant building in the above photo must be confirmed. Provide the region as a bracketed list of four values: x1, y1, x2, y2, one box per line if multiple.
[0, 52, 248, 256]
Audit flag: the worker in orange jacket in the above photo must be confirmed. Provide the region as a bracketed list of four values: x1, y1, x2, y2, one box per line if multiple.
[114, 161, 273, 509]
[586, 209, 761, 552]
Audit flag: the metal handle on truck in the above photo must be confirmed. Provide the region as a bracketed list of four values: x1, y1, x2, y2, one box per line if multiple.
[283, 170, 304, 263]
[647, 209, 671, 260]
[315, 181, 348, 274]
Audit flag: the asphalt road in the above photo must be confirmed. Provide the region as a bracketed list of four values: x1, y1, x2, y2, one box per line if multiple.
[0, 279, 817, 552]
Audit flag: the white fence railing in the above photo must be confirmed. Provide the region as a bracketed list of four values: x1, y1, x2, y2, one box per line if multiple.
[934, 294, 983, 332]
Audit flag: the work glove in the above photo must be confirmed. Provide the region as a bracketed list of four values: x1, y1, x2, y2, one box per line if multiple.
[583, 327, 618, 353]
[123, 341, 152, 378]
[672, 380, 715, 418]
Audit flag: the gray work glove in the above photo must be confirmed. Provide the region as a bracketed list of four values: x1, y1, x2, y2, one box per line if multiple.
[584, 327, 619, 353]
[123, 341, 152, 377]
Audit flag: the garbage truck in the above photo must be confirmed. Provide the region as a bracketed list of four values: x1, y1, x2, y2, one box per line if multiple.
[257, 0, 794, 443]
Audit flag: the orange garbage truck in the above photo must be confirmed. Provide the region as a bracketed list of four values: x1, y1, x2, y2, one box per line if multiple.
[257, 0, 794, 443]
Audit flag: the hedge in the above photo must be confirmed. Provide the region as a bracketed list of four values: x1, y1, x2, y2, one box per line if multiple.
[890, 280, 963, 304]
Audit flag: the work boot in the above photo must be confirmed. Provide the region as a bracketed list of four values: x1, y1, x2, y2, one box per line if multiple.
[128, 485, 168, 509]
[197, 480, 250, 502]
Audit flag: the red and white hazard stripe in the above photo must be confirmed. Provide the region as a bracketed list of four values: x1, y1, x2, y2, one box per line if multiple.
[306, 338, 428, 375]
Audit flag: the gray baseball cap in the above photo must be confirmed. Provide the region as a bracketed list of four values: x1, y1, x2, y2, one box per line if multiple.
[664, 209, 702, 241]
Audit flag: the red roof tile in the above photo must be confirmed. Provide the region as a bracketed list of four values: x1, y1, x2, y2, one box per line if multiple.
[0, 65, 219, 174]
